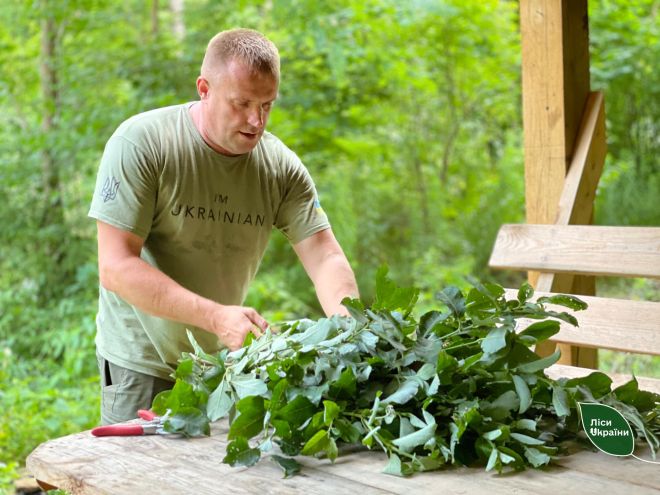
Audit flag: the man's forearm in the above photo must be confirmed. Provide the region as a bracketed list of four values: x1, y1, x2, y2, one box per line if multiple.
[100, 255, 216, 330]
[312, 253, 359, 317]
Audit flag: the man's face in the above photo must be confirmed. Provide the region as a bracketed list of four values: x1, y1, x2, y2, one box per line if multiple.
[198, 59, 278, 156]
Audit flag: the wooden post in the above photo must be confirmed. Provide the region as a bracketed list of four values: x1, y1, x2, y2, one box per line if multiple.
[520, 0, 601, 367]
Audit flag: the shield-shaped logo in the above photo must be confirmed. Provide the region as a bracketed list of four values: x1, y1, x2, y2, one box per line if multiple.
[101, 176, 120, 202]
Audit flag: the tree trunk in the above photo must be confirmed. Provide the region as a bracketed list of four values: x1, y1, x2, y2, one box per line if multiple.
[151, 0, 159, 37]
[39, 10, 66, 296]
[170, 0, 185, 42]
[40, 14, 63, 226]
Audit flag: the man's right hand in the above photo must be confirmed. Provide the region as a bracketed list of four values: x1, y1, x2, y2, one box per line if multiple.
[208, 305, 270, 351]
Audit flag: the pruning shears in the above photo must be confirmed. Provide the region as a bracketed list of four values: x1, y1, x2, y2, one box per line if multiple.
[91, 409, 170, 437]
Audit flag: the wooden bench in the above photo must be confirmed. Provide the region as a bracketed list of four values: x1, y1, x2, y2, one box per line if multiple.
[489, 223, 660, 393]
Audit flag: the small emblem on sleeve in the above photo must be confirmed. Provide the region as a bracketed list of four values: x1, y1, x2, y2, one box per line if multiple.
[314, 199, 325, 216]
[101, 176, 120, 202]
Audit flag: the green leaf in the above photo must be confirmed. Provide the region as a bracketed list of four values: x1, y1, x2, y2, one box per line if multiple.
[419, 310, 451, 335]
[483, 428, 503, 441]
[174, 358, 194, 380]
[271, 455, 301, 478]
[517, 283, 534, 304]
[359, 330, 379, 350]
[269, 378, 289, 413]
[481, 390, 519, 421]
[510, 432, 545, 445]
[152, 380, 202, 417]
[498, 446, 524, 466]
[223, 437, 261, 467]
[326, 436, 339, 462]
[524, 447, 551, 467]
[486, 447, 499, 472]
[391, 423, 436, 453]
[323, 400, 341, 425]
[614, 377, 659, 411]
[436, 286, 465, 317]
[164, 407, 210, 437]
[382, 378, 420, 405]
[552, 385, 571, 417]
[301, 429, 330, 456]
[578, 403, 635, 456]
[289, 318, 335, 346]
[186, 329, 221, 363]
[207, 379, 233, 421]
[329, 367, 357, 400]
[382, 453, 405, 476]
[518, 320, 560, 344]
[373, 264, 420, 315]
[512, 375, 532, 413]
[275, 395, 316, 427]
[516, 349, 561, 373]
[481, 326, 509, 354]
[436, 351, 458, 372]
[537, 294, 588, 311]
[230, 375, 269, 400]
[228, 396, 266, 440]
[565, 372, 613, 399]
[333, 418, 362, 443]
[416, 362, 437, 381]
[341, 297, 368, 324]
[515, 419, 537, 432]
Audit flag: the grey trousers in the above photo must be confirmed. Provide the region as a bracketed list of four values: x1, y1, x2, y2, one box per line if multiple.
[97, 352, 174, 425]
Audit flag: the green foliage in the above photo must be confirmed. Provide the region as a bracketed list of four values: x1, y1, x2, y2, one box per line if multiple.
[0, 351, 99, 494]
[589, 0, 660, 227]
[152, 270, 659, 475]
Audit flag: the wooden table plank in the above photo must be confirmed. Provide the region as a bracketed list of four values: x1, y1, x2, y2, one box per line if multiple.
[26, 420, 660, 494]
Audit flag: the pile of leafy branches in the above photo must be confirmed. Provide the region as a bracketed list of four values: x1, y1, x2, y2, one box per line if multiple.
[151, 268, 659, 476]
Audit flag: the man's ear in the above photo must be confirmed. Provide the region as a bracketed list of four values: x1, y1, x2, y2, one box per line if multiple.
[196, 77, 210, 100]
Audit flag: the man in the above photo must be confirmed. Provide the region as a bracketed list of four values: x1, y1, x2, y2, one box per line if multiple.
[88, 28, 359, 425]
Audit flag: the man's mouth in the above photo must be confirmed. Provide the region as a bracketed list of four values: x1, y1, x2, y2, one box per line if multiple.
[239, 131, 258, 139]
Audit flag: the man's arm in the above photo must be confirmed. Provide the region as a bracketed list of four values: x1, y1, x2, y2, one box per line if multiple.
[96, 221, 268, 350]
[293, 228, 359, 317]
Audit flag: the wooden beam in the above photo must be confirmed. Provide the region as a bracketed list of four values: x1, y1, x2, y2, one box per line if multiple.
[520, 0, 591, 227]
[555, 92, 607, 225]
[519, 0, 597, 367]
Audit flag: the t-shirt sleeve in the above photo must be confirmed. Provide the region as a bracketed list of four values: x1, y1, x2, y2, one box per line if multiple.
[274, 156, 330, 245]
[88, 134, 158, 238]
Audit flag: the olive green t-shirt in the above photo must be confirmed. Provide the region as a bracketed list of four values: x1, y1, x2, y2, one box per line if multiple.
[89, 103, 329, 379]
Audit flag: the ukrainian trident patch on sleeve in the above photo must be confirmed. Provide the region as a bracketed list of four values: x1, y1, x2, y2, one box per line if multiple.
[101, 176, 120, 202]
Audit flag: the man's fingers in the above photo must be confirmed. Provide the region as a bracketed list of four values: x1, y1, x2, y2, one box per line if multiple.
[244, 308, 269, 332]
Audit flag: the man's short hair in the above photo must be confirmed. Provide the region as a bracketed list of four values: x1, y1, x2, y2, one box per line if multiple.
[201, 28, 280, 81]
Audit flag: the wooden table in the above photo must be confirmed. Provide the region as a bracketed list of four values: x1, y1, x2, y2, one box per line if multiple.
[27, 420, 660, 494]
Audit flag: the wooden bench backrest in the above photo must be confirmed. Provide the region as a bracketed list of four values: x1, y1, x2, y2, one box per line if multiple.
[490, 224, 660, 357]
[489, 224, 660, 278]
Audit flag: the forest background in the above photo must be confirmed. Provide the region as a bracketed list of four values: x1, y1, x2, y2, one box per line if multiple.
[0, 0, 658, 491]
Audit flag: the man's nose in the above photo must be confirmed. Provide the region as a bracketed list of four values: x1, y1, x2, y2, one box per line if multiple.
[247, 107, 264, 128]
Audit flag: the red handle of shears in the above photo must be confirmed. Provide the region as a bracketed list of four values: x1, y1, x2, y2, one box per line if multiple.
[91, 424, 146, 437]
[137, 409, 157, 421]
